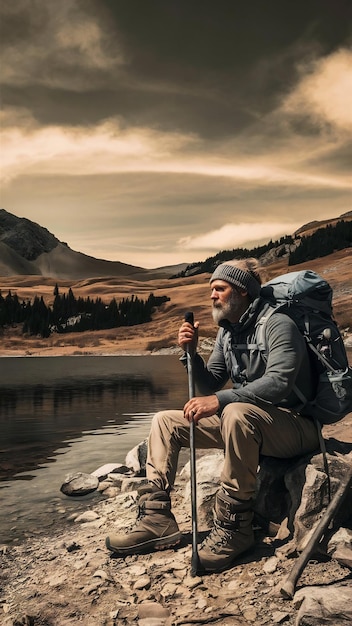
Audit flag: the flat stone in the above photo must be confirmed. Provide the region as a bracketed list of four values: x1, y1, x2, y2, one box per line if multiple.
[134, 574, 151, 589]
[74, 510, 100, 523]
[294, 584, 352, 626]
[60, 472, 99, 496]
[138, 602, 170, 618]
[91, 463, 132, 480]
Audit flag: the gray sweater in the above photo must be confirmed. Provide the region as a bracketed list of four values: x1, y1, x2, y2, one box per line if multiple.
[190, 298, 314, 414]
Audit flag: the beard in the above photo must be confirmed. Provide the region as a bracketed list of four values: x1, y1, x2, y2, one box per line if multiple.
[212, 290, 244, 325]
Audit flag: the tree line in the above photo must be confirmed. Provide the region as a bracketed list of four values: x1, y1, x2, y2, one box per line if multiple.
[174, 219, 351, 277]
[0, 286, 170, 338]
[288, 220, 352, 265]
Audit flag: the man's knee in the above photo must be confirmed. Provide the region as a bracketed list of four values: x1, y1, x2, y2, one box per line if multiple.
[150, 409, 184, 434]
[220, 403, 259, 438]
[221, 402, 256, 423]
[150, 410, 171, 431]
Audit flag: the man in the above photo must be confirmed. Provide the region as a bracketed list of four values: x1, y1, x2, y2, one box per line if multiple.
[106, 259, 319, 571]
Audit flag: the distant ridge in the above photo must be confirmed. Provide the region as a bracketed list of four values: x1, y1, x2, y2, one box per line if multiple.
[295, 211, 352, 236]
[1, 208, 351, 280]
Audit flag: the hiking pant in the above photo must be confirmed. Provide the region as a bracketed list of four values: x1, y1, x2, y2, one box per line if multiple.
[146, 402, 320, 501]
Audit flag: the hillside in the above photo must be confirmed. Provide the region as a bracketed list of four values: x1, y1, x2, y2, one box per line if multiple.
[0, 247, 351, 357]
[0, 209, 167, 280]
[1, 209, 351, 281]
[1, 209, 352, 357]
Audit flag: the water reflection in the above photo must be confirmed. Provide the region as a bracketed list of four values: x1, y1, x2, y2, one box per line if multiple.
[0, 357, 183, 481]
[0, 355, 189, 543]
[0, 376, 168, 415]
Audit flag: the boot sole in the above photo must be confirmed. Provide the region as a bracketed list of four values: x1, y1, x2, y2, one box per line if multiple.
[106, 531, 182, 555]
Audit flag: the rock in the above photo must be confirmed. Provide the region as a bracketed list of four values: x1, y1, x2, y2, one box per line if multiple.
[74, 510, 100, 523]
[272, 517, 291, 542]
[272, 611, 290, 623]
[101, 486, 120, 498]
[91, 463, 132, 480]
[294, 584, 352, 625]
[287, 453, 352, 551]
[120, 476, 149, 492]
[181, 451, 223, 526]
[255, 456, 295, 526]
[4, 429, 352, 626]
[138, 602, 171, 626]
[253, 445, 352, 554]
[133, 574, 151, 589]
[60, 472, 99, 496]
[327, 527, 352, 569]
[263, 556, 279, 574]
[125, 439, 148, 474]
[92, 569, 113, 582]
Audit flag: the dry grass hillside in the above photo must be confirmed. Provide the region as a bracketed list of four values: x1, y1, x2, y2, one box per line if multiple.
[0, 248, 351, 357]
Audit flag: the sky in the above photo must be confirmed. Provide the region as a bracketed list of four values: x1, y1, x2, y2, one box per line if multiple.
[0, 1, 351, 269]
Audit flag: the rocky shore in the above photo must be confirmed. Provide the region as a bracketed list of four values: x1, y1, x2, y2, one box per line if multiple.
[1, 418, 352, 626]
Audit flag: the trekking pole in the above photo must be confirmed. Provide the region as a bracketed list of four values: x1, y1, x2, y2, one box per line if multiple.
[184, 311, 202, 576]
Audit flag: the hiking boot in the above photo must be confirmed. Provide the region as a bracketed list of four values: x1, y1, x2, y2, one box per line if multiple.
[198, 488, 254, 572]
[105, 489, 182, 555]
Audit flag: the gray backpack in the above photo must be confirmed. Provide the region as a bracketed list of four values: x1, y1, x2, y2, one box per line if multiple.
[257, 270, 352, 424]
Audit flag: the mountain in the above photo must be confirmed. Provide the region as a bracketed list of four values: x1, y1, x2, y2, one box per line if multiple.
[0, 209, 177, 280]
[1, 208, 351, 281]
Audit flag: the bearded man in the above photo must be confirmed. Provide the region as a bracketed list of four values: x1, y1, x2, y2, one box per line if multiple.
[106, 259, 319, 572]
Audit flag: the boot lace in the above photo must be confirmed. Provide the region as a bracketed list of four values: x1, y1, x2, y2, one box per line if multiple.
[200, 521, 236, 553]
[125, 502, 146, 532]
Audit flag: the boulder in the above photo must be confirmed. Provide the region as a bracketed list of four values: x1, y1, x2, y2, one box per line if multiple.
[254, 445, 352, 551]
[180, 451, 223, 527]
[60, 472, 99, 496]
[294, 584, 352, 625]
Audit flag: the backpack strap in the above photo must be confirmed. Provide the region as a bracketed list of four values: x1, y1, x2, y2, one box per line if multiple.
[255, 305, 309, 412]
[232, 343, 259, 350]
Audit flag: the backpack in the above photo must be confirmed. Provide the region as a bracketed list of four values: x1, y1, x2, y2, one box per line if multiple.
[257, 269, 352, 424]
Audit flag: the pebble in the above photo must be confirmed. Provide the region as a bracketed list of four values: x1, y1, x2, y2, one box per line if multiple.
[263, 556, 279, 574]
[272, 610, 290, 623]
[134, 575, 151, 589]
[2, 443, 351, 626]
[74, 510, 100, 523]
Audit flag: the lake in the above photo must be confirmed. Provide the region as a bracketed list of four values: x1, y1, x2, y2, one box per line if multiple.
[0, 355, 190, 544]
[1, 348, 351, 545]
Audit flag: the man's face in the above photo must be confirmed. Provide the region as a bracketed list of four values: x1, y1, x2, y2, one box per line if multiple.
[210, 280, 247, 324]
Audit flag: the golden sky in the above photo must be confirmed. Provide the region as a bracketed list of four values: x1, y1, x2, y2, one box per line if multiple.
[1, 1, 351, 268]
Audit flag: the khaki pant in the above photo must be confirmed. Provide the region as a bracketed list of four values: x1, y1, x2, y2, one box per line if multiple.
[146, 402, 319, 501]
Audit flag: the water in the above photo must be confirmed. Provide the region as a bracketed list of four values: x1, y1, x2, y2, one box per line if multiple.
[2, 349, 351, 545]
[0, 355, 189, 544]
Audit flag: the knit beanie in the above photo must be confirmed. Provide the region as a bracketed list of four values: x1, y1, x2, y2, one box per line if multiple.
[210, 263, 261, 300]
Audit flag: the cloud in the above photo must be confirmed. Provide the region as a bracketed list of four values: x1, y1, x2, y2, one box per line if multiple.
[1, 108, 350, 192]
[179, 222, 302, 252]
[281, 48, 352, 132]
[0, 1, 123, 89]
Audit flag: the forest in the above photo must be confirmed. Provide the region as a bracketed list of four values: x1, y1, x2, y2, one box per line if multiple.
[0, 286, 169, 338]
[175, 219, 351, 278]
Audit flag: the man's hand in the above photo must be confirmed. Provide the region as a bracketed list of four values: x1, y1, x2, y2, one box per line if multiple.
[183, 395, 220, 424]
[178, 320, 199, 356]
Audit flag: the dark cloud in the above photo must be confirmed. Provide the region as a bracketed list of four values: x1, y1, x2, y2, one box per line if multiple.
[1, 0, 351, 267]
[1, 0, 351, 137]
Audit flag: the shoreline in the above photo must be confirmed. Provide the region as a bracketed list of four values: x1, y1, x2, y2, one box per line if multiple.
[2, 436, 352, 626]
[0, 330, 351, 358]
